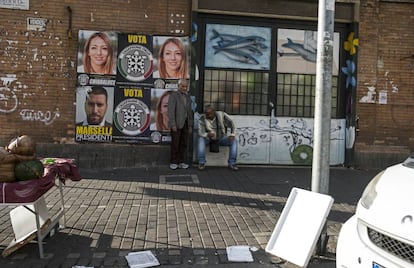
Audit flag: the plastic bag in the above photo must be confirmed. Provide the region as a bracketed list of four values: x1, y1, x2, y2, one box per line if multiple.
[209, 140, 220, 153]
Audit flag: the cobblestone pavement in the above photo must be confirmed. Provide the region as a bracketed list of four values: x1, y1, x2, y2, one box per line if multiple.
[0, 165, 379, 267]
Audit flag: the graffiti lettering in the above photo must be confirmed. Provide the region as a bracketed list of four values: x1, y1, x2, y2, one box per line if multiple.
[0, 75, 19, 113]
[0, 87, 18, 113]
[19, 108, 60, 125]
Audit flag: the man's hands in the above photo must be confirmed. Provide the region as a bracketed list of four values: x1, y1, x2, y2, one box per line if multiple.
[207, 132, 235, 141]
[207, 132, 215, 139]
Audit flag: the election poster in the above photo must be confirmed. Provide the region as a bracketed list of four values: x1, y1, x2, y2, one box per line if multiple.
[116, 33, 153, 86]
[75, 30, 192, 145]
[77, 30, 118, 83]
[152, 36, 190, 89]
[148, 87, 177, 144]
[112, 85, 152, 143]
[75, 85, 114, 142]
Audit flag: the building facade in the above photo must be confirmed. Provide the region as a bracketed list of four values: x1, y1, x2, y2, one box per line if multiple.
[0, 0, 413, 168]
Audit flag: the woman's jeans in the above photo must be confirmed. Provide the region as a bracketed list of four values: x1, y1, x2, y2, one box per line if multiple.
[197, 136, 238, 165]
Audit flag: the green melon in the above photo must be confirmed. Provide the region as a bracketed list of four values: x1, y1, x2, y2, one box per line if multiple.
[14, 160, 44, 181]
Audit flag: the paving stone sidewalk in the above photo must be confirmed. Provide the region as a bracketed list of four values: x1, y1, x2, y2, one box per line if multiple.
[0, 165, 379, 267]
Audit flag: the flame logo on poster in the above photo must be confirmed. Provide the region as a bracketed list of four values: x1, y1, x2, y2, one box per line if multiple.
[113, 98, 150, 136]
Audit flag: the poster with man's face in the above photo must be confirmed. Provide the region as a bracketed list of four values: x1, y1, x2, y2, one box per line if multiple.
[75, 86, 114, 142]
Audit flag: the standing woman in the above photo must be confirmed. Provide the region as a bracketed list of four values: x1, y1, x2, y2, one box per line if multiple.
[78, 32, 115, 75]
[154, 38, 189, 79]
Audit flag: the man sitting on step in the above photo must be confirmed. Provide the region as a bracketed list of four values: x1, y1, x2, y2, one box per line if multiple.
[197, 105, 238, 171]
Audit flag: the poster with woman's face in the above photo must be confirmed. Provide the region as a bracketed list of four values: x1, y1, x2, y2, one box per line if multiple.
[77, 30, 118, 76]
[150, 88, 175, 132]
[149, 88, 176, 143]
[153, 36, 190, 80]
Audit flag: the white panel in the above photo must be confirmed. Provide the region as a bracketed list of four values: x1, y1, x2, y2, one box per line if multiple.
[265, 187, 334, 267]
[10, 197, 50, 242]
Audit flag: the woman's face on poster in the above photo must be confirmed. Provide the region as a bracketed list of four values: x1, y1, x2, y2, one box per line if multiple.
[160, 94, 169, 115]
[88, 36, 109, 67]
[162, 42, 182, 72]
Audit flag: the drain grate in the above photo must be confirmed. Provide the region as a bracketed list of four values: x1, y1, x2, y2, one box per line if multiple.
[159, 174, 199, 184]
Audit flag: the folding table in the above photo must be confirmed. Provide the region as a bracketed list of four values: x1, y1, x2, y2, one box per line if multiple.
[0, 158, 81, 258]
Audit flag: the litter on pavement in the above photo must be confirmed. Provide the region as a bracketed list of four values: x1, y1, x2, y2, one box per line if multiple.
[125, 250, 160, 268]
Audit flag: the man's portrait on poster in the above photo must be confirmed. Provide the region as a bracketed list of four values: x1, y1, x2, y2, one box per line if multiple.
[153, 36, 190, 79]
[77, 31, 117, 75]
[76, 86, 114, 127]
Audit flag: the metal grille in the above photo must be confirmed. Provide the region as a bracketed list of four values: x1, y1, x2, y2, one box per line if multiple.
[368, 227, 414, 263]
[202, 70, 340, 118]
[203, 69, 269, 115]
[276, 73, 338, 118]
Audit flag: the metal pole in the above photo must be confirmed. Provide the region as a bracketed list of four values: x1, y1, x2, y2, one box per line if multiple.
[312, 0, 335, 256]
[312, 0, 335, 195]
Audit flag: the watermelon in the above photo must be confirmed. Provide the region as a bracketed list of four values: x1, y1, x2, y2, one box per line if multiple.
[14, 160, 44, 181]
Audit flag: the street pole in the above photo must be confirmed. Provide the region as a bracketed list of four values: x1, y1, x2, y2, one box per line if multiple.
[312, 0, 335, 255]
[312, 0, 335, 195]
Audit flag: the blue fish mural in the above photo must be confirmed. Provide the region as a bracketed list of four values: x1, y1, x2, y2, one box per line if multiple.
[210, 29, 267, 66]
[281, 38, 317, 62]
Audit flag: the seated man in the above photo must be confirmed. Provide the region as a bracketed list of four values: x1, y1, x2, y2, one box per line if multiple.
[197, 105, 238, 171]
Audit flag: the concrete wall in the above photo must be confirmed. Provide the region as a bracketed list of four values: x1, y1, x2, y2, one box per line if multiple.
[36, 143, 171, 170]
[353, 145, 411, 170]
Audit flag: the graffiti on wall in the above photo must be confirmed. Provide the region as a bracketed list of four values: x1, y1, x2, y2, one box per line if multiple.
[0, 75, 60, 125]
[342, 29, 359, 149]
[19, 108, 60, 125]
[232, 115, 345, 165]
[0, 75, 18, 113]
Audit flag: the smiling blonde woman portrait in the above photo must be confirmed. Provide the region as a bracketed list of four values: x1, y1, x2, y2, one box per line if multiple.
[78, 31, 116, 75]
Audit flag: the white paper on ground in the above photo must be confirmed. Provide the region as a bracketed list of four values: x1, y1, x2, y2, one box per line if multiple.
[226, 245, 254, 262]
[125, 250, 160, 268]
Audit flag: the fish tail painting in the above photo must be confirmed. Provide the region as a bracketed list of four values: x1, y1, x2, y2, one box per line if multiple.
[210, 29, 221, 41]
[281, 38, 317, 63]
